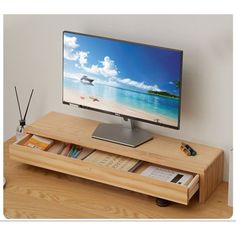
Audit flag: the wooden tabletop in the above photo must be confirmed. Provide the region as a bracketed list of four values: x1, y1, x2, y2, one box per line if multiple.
[4, 137, 232, 219]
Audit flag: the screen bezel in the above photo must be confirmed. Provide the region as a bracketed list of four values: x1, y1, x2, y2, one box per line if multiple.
[62, 30, 183, 130]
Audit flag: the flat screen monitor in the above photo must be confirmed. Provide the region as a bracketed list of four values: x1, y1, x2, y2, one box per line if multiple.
[63, 31, 183, 131]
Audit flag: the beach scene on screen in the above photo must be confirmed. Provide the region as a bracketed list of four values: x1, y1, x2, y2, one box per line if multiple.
[63, 32, 182, 127]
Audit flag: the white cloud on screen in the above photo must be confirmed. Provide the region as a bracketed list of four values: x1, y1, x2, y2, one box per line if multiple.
[118, 78, 160, 91]
[64, 50, 79, 61]
[78, 51, 89, 66]
[100, 56, 118, 78]
[64, 35, 78, 48]
[83, 56, 118, 78]
[64, 35, 89, 64]
[86, 64, 100, 74]
[64, 35, 80, 61]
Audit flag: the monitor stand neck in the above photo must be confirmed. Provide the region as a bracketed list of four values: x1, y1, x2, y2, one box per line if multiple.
[92, 117, 153, 148]
[120, 117, 134, 130]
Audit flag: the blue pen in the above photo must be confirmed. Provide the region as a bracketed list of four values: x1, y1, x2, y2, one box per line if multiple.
[71, 146, 82, 158]
[72, 149, 81, 158]
[68, 144, 76, 157]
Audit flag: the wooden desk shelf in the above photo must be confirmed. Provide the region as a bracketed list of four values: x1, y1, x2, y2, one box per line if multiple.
[9, 112, 224, 205]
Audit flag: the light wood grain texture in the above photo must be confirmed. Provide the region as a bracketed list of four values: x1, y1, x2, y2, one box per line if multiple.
[4, 137, 232, 219]
[25, 112, 223, 174]
[188, 175, 200, 201]
[10, 134, 198, 205]
[21, 112, 224, 203]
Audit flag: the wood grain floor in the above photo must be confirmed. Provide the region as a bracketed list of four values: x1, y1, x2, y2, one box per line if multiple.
[4, 137, 233, 219]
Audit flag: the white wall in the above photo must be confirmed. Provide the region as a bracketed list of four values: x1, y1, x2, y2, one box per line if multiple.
[4, 15, 232, 181]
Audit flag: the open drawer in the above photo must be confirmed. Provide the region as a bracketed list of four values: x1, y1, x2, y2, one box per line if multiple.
[9, 134, 200, 205]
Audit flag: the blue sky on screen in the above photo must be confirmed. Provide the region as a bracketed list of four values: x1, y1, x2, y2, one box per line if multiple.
[64, 32, 182, 95]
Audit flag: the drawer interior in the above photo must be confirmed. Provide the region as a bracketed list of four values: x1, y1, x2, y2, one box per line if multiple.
[11, 133, 200, 204]
[15, 133, 95, 160]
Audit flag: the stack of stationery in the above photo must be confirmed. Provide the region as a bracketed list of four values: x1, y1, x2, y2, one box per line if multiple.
[60, 143, 94, 159]
[24, 135, 94, 160]
[24, 135, 54, 151]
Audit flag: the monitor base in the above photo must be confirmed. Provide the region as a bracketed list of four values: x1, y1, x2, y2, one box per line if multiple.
[92, 123, 153, 148]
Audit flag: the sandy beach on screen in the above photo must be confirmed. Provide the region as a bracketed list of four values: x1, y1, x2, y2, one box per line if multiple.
[64, 88, 177, 127]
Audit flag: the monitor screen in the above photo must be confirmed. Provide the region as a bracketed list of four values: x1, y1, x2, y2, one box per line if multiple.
[63, 31, 183, 129]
